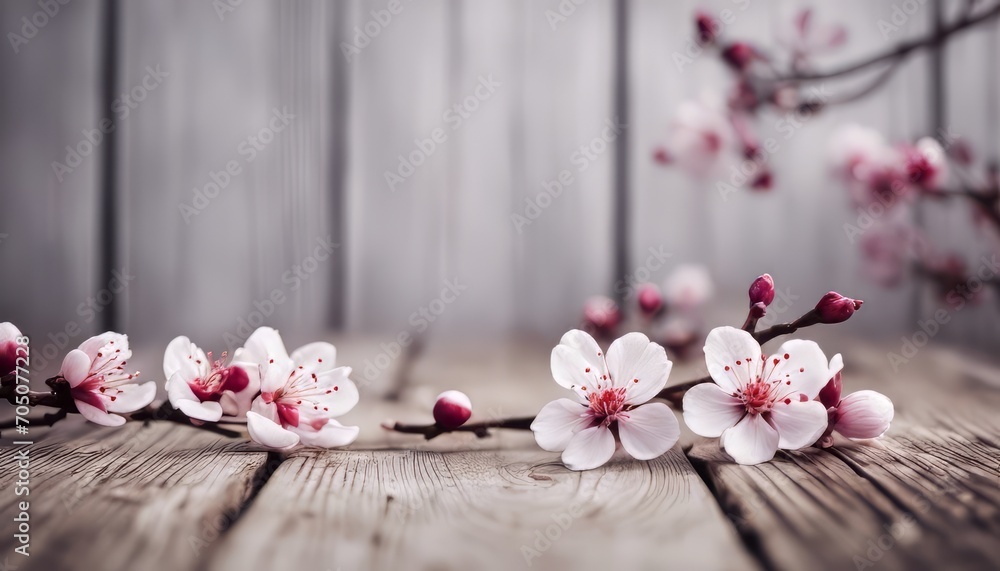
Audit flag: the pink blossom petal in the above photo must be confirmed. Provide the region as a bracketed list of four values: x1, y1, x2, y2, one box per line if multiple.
[247, 410, 300, 449]
[605, 332, 672, 405]
[105, 381, 156, 414]
[721, 413, 779, 465]
[768, 400, 828, 450]
[293, 419, 359, 448]
[561, 425, 616, 471]
[765, 339, 830, 400]
[60, 349, 92, 387]
[834, 390, 894, 439]
[704, 326, 763, 393]
[75, 399, 126, 426]
[530, 398, 591, 452]
[682, 382, 746, 437]
[618, 402, 680, 460]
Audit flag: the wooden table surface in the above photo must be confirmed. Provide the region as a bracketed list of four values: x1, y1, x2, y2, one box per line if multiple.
[1, 333, 999, 571]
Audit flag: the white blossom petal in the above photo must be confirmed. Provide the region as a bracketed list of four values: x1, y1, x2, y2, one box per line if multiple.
[236, 327, 289, 366]
[704, 326, 763, 393]
[75, 399, 126, 427]
[682, 383, 746, 437]
[551, 330, 607, 399]
[764, 339, 831, 401]
[294, 419, 359, 448]
[105, 381, 157, 413]
[722, 413, 780, 465]
[605, 332, 672, 405]
[618, 402, 680, 460]
[290, 342, 337, 373]
[247, 410, 300, 449]
[530, 398, 592, 452]
[561, 425, 616, 471]
[60, 349, 92, 387]
[768, 400, 828, 450]
[163, 336, 205, 382]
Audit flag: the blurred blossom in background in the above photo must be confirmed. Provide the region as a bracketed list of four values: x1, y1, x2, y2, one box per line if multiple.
[1, 0, 998, 380]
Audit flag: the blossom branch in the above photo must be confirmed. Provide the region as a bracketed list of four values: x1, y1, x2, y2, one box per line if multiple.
[764, 2, 1000, 83]
[0, 375, 243, 438]
[381, 416, 535, 440]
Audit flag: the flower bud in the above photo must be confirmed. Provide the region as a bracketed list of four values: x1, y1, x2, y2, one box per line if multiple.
[652, 146, 672, 165]
[721, 42, 755, 72]
[583, 296, 621, 337]
[0, 322, 25, 378]
[433, 390, 472, 429]
[748, 301, 766, 320]
[748, 274, 775, 307]
[814, 292, 863, 324]
[695, 10, 717, 45]
[637, 284, 663, 316]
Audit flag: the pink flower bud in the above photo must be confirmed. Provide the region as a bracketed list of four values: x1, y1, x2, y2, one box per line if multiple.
[652, 146, 672, 165]
[433, 390, 472, 429]
[814, 292, 863, 324]
[695, 10, 717, 45]
[748, 274, 775, 307]
[721, 42, 755, 72]
[637, 283, 663, 316]
[583, 296, 621, 337]
[0, 322, 25, 378]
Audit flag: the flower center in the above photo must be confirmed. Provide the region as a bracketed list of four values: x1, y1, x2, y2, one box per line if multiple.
[738, 380, 775, 414]
[588, 387, 627, 421]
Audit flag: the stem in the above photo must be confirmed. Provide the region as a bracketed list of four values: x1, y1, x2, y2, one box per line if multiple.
[765, 2, 1000, 82]
[383, 417, 535, 440]
[0, 408, 69, 433]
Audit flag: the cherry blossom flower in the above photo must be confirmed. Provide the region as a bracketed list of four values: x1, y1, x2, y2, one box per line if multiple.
[901, 137, 948, 191]
[663, 264, 714, 310]
[816, 354, 894, 447]
[658, 99, 734, 177]
[682, 326, 830, 465]
[163, 336, 260, 422]
[236, 327, 359, 450]
[531, 330, 680, 471]
[59, 332, 156, 426]
[0, 322, 25, 378]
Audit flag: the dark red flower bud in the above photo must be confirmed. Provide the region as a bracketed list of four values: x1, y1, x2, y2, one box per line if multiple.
[652, 146, 672, 165]
[695, 10, 717, 45]
[433, 390, 472, 429]
[721, 42, 755, 72]
[748, 274, 775, 307]
[814, 292, 863, 324]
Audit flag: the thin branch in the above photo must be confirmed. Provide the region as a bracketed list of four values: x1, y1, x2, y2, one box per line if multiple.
[382, 417, 535, 440]
[765, 2, 1000, 82]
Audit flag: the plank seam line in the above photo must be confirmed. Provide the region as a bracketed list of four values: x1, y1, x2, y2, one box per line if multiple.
[685, 447, 780, 571]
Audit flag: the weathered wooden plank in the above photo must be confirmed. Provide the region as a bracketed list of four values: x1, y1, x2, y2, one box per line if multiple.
[209, 336, 760, 571]
[208, 447, 759, 571]
[688, 339, 1000, 571]
[0, 420, 270, 571]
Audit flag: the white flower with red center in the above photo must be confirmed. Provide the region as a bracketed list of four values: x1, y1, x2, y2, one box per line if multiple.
[59, 332, 156, 426]
[530, 330, 680, 471]
[236, 327, 359, 450]
[163, 336, 260, 422]
[816, 354, 894, 447]
[682, 326, 830, 465]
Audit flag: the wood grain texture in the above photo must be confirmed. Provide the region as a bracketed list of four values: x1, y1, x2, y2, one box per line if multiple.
[0, 420, 269, 571]
[688, 338, 1000, 571]
[208, 447, 758, 571]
